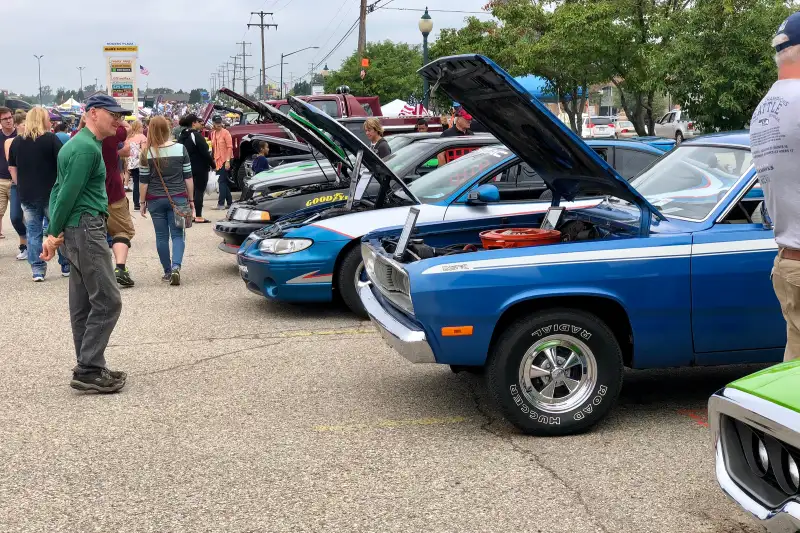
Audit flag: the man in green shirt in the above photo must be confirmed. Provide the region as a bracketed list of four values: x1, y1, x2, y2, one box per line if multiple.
[41, 94, 131, 393]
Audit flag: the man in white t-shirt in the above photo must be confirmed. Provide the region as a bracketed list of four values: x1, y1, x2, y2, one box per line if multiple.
[750, 11, 800, 361]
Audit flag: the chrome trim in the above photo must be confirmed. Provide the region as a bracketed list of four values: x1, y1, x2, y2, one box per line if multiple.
[715, 170, 759, 223]
[358, 281, 436, 364]
[709, 388, 800, 532]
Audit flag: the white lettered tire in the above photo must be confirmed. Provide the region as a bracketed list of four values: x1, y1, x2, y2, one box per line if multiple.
[487, 309, 624, 436]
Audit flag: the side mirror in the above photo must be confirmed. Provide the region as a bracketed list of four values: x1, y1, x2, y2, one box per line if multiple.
[467, 184, 500, 205]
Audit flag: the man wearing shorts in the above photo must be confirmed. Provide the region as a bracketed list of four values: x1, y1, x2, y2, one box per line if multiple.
[102, 124, 136, 287]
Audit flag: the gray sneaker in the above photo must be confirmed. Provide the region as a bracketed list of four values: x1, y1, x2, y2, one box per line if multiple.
[170, 267, 181, 286]
[161, 271, 172, 282]
[70, 369, 126, 393]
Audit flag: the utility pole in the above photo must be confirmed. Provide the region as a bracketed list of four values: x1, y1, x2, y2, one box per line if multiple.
[358, 0, 367, 58]
[249, 12, 278, 105]
[236, 42, 252, 96]
[230, 55, 238, 93]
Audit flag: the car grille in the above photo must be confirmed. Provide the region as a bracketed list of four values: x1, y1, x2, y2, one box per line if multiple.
[362, 243, 413, 315]
[720, 414, 800, 507]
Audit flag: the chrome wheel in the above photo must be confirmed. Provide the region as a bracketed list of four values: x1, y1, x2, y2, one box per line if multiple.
[518, 335, 597, 413]
[353, 262, 365, 287]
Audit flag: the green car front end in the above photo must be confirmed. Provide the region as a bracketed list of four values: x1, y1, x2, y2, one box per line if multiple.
[709, 361, 800, 532]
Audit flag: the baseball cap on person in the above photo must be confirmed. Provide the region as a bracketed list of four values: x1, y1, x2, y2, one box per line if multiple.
[212, 114, 223, 124]
[775, 11, 800, 52]
[84, 94, 131, 115]
[457, 108, 473, 121]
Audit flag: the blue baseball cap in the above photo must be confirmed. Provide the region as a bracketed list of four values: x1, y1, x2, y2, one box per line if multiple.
[775, 12, 800, 52]
[85, 94, 131, 115]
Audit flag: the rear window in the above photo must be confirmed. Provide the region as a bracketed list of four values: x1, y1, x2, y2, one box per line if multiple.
[307, 99, 340, 117]
[591, 117, 614, 126]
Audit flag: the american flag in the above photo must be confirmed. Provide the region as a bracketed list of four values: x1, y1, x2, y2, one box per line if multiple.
[140, 65, 150, 76]
[398, 103, 428, 116]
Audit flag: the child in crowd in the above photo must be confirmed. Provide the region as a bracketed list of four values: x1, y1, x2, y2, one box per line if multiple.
[251, 140, 270, 175]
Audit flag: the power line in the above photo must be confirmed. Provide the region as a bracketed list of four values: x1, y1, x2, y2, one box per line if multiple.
[303, 17, 360, 80]
[378, 7, 489, 14]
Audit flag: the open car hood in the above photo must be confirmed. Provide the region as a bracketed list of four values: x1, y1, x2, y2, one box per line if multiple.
[287, 95, 419, 205]
[220, 88, 349, 172]
[418, 55, 662, 218]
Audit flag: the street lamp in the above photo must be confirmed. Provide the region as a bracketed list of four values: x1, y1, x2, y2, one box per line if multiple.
[419, 8, 433, 110]
[322, 64, 330, 78]
[34, 55, 44, 105]
[280, 46, 319, 99]
[77, 66, 85, 101]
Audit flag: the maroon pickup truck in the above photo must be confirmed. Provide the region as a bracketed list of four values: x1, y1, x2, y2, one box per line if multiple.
[201, 88, 441, 190]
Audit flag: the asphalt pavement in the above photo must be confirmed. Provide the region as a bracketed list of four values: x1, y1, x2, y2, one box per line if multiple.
[0, 197, 767, 533]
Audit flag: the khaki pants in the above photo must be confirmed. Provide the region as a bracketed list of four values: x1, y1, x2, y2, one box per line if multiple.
[107, 197, 135, 247]
[772, 253, 800, 362]
[0, 179, 10, 218]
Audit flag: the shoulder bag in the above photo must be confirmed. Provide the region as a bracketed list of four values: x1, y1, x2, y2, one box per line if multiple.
[151, 148, 193, 229]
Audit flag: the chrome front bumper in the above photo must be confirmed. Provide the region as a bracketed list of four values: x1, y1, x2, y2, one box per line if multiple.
[709, 388, 800, 533]
[358, 281, 435, 364]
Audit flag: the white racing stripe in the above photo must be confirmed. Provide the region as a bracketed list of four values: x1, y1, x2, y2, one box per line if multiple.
[422, 245, 693, 274]
[692, 239, 777, 256]
[421, 237, 777, 275]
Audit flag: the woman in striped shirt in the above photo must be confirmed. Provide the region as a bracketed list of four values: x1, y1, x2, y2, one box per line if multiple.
[138, 116, 194, 286]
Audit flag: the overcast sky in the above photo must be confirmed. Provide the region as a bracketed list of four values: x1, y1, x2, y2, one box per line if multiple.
[3, 0, 493, 96]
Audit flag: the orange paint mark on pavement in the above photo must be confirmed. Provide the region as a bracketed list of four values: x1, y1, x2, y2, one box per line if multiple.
[677, 409, 709, 428]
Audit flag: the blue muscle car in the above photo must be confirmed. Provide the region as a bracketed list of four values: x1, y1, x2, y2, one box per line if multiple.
[238, 97, 668, 317]
[358, 55, 781, 436]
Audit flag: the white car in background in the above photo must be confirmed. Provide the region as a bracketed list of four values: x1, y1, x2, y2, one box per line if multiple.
[614, 120, 636, 138]
[654, 109, 696, 144]
[581, 116, 615, 139]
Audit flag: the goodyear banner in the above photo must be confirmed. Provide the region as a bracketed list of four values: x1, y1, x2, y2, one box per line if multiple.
[104, 42, 138, 113]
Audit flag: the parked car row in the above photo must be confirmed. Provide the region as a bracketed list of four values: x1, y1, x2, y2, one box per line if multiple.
[208, 54, 794, 533]
[582, 109, 697, 144]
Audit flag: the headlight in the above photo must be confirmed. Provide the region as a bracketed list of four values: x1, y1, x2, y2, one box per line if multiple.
[789, 455, 799, 491]
[258, 238, 313, 254]
[233, 209, 271, 222]
[757, 437, 770, 473]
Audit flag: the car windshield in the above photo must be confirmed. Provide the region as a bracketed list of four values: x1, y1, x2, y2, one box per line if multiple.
[631, 145, 752, 220]
[307, 100, 339, 116]
[382, 141, 439, 174]
[386, 135, 415, 153]
[406, 145, 510, 204]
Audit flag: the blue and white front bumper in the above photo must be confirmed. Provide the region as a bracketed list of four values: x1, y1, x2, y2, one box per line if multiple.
[709, 388, 800, 533]
[237, 236, 346, 303]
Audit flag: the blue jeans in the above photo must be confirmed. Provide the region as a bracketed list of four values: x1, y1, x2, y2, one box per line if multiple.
[217, 167, 232, 208]
[21, 200, 66, 275]
[9, 184, 26, 237]
[148, 196, 187, 273]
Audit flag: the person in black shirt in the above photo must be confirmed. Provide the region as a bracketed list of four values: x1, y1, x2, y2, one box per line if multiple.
[7, 107, 68, 280]
[177, 114, 214, 222]
[363, 118, 391, 159]
[440, 108, 474, 138]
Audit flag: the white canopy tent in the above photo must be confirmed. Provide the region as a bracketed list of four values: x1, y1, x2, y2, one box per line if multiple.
[58, 97, 81, 110]
[381, 99, 408, 117]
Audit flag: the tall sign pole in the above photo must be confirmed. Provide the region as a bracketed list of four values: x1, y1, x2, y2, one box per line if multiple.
[103, 42, 138, 113]
[249, 12, 278, 102]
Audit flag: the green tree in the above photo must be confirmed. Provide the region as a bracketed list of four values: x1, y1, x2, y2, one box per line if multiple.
[188, 88, 208, 104]
[324, 41, 424, 103]
[660, 0, 793, 131]
[291, 80, 312, 96]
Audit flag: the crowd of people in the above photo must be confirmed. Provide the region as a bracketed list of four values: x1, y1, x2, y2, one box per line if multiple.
[0, 94, 243, 392]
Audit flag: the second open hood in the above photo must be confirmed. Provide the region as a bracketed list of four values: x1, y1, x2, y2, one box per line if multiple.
[287, 96, 419, 205]
[219, 88, 349, 173]
[417, 55, 662, 219]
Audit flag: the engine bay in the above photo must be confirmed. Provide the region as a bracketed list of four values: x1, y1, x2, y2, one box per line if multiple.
[380, 217, 616, 263]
